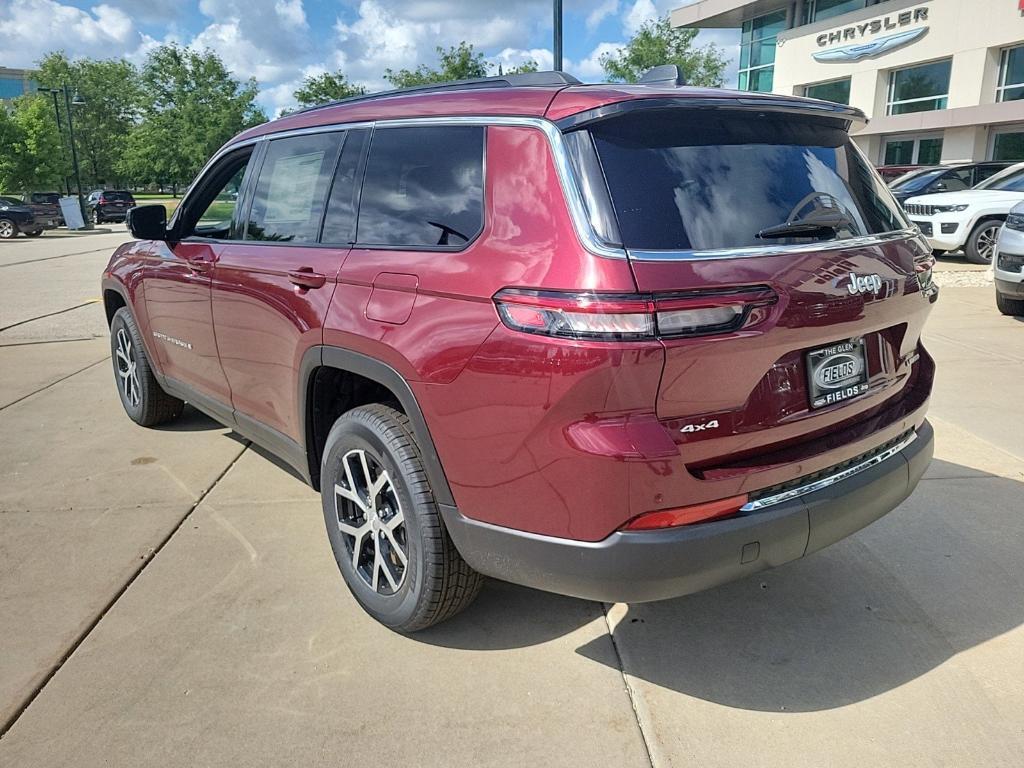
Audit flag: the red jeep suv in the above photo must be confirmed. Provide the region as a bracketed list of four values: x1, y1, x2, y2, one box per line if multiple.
[102, 70, 936, 632]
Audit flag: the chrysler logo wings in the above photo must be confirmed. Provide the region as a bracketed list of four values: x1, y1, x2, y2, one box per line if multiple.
[813, 27, 927, 62]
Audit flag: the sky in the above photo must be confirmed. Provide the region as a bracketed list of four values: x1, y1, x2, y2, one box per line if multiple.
[0, 0, 740, 116]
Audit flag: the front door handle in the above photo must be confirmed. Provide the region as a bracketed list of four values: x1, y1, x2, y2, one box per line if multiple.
[187, 257, 214, 274]
[288, 267, 327, 289]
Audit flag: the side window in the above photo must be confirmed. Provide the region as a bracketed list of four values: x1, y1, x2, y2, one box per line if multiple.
[246, 133, 342, 243]
[196, 162, 249, 233]
[321, 129, 369, 245]
[933, 170, 969, 193]
[356, 125, 484, 248]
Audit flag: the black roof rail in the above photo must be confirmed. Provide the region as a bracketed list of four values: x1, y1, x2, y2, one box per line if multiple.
[292, 71, 582, 115]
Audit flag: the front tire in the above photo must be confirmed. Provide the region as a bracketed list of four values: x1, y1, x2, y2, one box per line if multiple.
[996, 289, 1024, 316]
[320, 404, 482, 632]
[0, 218, 17, 239]
[966, 219, 1002, 264]
[109, 307, 184, 426]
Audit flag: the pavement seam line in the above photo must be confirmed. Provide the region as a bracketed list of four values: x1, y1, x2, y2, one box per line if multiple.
[0, 336, 99, 348]
[0, 245, 114, 269]
[602, 603, 657, 768]
[0, 442, 251, 739]
[0, 358, 107, 413]
[0, 300, 100, 333]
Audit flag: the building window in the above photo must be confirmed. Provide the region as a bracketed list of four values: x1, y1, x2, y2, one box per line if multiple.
[802, 0, 866, 24]
[997, 45, 1024, 102]
[804, 78, 851, 105]
[886, 59, 952, 115]
[739, 8, 786, 93]
[883, 134, 943, 166]
[992, 129, 1024, 161]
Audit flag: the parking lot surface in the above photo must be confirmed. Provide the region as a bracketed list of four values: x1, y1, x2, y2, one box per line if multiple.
[1, 230, 1023, 766]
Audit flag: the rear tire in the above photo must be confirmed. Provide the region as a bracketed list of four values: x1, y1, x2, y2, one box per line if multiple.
[24, 230, 43, 238]
[320, 404, 482, 632]
[109, 307, 184, 426]
[966, 219, 1002, 264]
[996, 290, 1024, 316]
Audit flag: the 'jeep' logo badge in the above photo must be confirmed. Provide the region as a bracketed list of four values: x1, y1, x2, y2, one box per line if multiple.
[846, 273, 883, 296]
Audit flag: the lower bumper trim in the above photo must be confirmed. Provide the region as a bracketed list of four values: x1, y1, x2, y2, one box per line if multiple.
[441, 420, 934, 604]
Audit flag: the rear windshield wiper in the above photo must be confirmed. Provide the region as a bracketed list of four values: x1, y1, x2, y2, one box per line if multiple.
[756, 213, 855, 240]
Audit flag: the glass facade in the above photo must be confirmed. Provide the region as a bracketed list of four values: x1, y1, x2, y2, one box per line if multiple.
[805, 78, 851, 105]
[0, 73, 35, 100]
[739, 9, 786, 93]
[993, 131, 1024, 161]
[887, 60, 952, 115]
[883, 136, 943, 165]
[997, 45, 1024, 102]
[802, 0, 866, 24]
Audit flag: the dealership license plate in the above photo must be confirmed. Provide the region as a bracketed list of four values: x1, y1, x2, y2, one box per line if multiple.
[806, 339, 868, 410]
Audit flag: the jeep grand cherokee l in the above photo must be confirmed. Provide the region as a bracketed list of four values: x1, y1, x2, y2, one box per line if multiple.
[102, 70, 936, 632]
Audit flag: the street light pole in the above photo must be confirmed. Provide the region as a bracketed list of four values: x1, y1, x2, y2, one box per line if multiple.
[553, 0, 563, 72]
[45, 89, 71, 196]
[61, 86, 91, 230]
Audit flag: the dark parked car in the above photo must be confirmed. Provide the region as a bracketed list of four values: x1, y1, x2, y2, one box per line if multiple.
[0, 196, 43, 239]
[86, 190, 136, 224]
[877, 164, 924, 182]
[22, 192, 63, 229]
[102, 69, 936, 631]
[889, 162, 1015, 205]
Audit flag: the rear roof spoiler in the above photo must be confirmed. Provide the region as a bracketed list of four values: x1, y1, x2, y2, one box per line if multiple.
[555, 96, 868, 131]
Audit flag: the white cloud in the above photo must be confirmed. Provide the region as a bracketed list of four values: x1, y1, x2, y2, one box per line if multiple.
[0, 0, 149, 64]
[586, 0, 618, 32]
[570, 41, 623, 82]
[622, 0, 658, 36]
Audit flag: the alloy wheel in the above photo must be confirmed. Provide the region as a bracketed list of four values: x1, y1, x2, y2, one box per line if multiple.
[977, 225, 999, 262]
[0, 220, 14, 238]
[334, 448, 408, 595]
[115, 327, 141, 408]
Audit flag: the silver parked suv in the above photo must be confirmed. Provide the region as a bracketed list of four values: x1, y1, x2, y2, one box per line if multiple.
[995, 202, 1024, 316]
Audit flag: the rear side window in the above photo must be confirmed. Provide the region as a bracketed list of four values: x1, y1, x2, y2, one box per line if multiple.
[589, 110, 909, 251]
[246, 132, 342, 243]
[356, 126, 484, 248]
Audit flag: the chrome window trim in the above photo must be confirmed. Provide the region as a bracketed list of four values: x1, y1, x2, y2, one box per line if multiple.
[739, 431, 917, 513]
[179, 116, 627, 260]
[627, 228, 920, 261]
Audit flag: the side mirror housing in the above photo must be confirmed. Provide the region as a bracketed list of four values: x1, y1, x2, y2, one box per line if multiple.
[126, 204, 168, 241]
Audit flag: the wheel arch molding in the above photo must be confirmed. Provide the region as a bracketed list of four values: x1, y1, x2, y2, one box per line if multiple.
[299, 345, 455, 506]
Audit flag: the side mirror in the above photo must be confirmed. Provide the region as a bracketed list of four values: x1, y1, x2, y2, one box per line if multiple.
[126, 204, 168, 241]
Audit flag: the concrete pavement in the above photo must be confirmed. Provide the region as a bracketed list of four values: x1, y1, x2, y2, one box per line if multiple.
[1, 230, 1023, 766]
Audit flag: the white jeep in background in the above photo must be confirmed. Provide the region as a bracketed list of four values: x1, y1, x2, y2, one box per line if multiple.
[904, 162, 1024, 264]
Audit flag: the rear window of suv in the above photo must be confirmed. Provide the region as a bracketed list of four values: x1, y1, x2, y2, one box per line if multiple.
[103, 191, 134, 201]
[588, 110, 908, 252]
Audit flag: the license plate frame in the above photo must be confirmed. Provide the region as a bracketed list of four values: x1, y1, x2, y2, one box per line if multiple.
[806, 338, 869, 410]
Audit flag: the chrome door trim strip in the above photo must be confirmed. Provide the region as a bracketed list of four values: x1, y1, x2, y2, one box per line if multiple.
[629, 229, 921, 262]
[739, 430, 917, 513]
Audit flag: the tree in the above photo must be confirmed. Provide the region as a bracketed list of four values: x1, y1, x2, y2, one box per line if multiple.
[294, 71, 366, 107]
[0, 96, 64, 193]
[120, 45, 267, 192]
[601, 16, 727, 87]
[503, 60, 539, 75]
[37, 52, 142, 188]
[385, 42, 488, 88]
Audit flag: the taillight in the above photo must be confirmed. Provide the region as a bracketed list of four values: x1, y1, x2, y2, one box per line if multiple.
[622, 494, 748, 530]
[493, 287, 776, 341]
[98, 196, 106, 205]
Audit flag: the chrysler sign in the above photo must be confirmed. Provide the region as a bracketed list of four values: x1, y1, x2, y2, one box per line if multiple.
[813, 6, 929, 62]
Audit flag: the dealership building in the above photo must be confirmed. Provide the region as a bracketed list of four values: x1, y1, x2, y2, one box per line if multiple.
[671, 0, 1024, 165]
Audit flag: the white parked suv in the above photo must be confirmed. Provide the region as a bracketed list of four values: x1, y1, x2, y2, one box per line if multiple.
[904, 161, 1024, 264]
[994, 202, 1024, 316]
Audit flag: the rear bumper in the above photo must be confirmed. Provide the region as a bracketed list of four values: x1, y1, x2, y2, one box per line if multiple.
[442, 420, 933, 603]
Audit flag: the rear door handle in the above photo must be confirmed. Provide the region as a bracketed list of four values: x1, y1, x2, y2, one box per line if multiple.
[288, 267, 327, 289]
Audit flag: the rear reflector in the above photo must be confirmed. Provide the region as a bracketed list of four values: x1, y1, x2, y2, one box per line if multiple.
[622, 494, 748, 531]
[494, 287, 776, 341]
